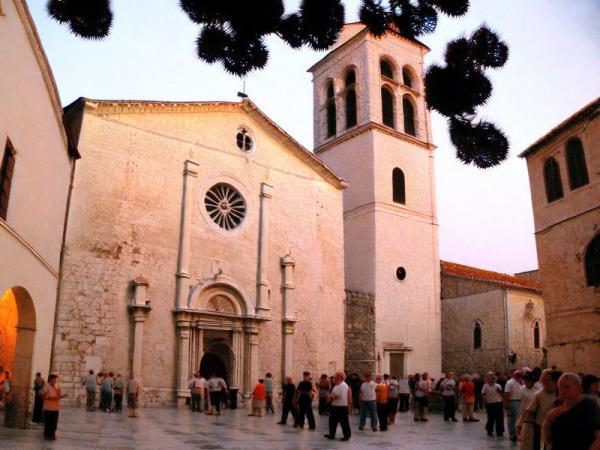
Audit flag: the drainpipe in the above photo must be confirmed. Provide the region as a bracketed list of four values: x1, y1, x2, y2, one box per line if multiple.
[49, 153, 77, 373]
[503, 289, 510, 373]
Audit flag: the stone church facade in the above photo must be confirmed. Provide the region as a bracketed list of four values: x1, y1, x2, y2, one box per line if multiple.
[51, 23, 442, 405]
[441, 262, 545, 376]
[54, 99, 347, 405]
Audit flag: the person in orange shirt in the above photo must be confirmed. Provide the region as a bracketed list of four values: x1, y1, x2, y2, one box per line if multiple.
[249, 379, 266, 417]
[375, 374, 389, 431]
[41, 374, 64, 440]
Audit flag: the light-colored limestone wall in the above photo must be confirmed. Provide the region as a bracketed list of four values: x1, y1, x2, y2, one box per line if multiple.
[313, 26, 440, 377]
[0, 0, 71, 268]
[55, 103, 346, 404]
[524, 111, 599, 374]
[526, 116, 600, 233]
[441, 289, 507, 375]
[535, 209, 600, 373]
[506, 290, 545, 370]
[0, 0, 71, 386]
[311, 26, 431, 149]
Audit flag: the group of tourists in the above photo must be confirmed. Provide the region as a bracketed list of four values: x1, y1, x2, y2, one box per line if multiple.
[238, 367, 600, 447]
[187, 371, 228, 415]
[81, 370, 140, 417]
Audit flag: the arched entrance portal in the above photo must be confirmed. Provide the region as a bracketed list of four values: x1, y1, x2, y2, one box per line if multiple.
[200, 352, 230, 385]
[0, 287, 36, 428]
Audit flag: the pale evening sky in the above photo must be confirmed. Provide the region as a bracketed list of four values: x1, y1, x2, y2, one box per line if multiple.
[28, 0, 600, 274]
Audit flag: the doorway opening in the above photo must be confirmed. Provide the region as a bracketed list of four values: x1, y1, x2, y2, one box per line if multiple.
[200, 343, 233, 386]
[0, 287, 36, 428]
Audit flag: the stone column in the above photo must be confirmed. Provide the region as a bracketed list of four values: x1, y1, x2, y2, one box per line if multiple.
[256, 183, 273, 317]
[281, 254, 297, 378]
[232, 325, 243, 389]
[129, 277, 151, 383]
[176, 160, 199, 309]
[176, 320, 191, 407]
[5, 326, 35, 428]
[244, 325, 259, 396]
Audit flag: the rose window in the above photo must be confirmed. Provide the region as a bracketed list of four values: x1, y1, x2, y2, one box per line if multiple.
[204, 183, 246, 230]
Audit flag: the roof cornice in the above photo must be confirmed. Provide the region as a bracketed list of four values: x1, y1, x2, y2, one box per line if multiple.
[72, 98, 348, 189]
[519, 97, 600, 158]
[315, 121, 435, 155]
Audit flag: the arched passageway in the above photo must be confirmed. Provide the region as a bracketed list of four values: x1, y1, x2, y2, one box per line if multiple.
[200, 343, 233, 387]
[0, 287, 36, 428]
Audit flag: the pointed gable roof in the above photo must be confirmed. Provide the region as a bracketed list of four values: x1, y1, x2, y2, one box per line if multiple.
[63, 97, 347, 189]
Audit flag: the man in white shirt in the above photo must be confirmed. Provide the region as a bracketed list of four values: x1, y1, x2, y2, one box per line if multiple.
[324, 372, 352, 441]
[358, 373, 378, 431]
[504, 370, 523, 442]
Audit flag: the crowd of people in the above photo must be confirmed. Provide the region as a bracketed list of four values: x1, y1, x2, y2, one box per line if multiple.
[242, 367, 599, 448]
[1, 364, 598, 448]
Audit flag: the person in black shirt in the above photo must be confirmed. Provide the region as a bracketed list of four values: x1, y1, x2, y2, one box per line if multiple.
[277, 377, 296, 425]
[543, 372, 600, 450]
[294, 371, 316, 430]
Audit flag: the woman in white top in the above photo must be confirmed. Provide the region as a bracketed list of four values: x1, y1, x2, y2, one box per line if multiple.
[482, 372, 505, 437]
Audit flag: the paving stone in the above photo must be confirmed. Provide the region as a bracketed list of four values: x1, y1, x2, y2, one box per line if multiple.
[0, 408, 515, 449]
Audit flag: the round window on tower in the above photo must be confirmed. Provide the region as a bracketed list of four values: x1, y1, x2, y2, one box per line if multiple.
[396, 266, 407, 281]
[236, 127, 254, 153]
[204, 183, 247, 231]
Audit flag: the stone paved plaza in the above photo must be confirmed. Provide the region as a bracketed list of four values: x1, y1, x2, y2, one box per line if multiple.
[0, 407, 516, 450]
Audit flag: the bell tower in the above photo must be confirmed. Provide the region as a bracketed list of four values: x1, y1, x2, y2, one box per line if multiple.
[310, 23, 441, 376]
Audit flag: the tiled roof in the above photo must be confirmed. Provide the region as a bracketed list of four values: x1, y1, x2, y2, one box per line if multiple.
[519, 97, 600, 158]
[440, 261, 542, 293]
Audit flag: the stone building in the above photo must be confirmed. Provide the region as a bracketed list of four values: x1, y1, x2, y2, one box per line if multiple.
[0, 0, 78, 426]
[441, 261, 545, 376]
[54, 99, 347, 405]
[520, 98, 600, 374]
[311, 23, 441, 377]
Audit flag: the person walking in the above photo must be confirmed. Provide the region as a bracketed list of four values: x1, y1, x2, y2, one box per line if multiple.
[126, 373, 140, 418]
[324, 371, 352, 442]
[82, 370, 97, 412]
[387, 375, 399, 424]
[317, 374, 331, 416]
[398, 374, 410, 412]
[473, 374, 483, 411]
[41, 374, 63, 440]
[277, 376, 296, 425]
[358, 373, 378, 431]
[504, 370, 523, 442]
[189, 372, 204, 412]
[375, 374, 389, 431]
[32, 372, 45, 424]
[249, 379, 266, 417]
[294, 371, 316, 430]
[264, 372, 275, 414]
[113, 374, 124, 412]
[100, 372, 114, 412]
[207, 373, 227, 416]
[482, 371, 504, 438]
[441, 371, 458, 422]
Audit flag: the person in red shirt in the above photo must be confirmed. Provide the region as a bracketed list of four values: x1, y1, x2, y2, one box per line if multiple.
[249, 379, 266, 417]
[459, 374, 479, 422]
[41, 374, 64, 440]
